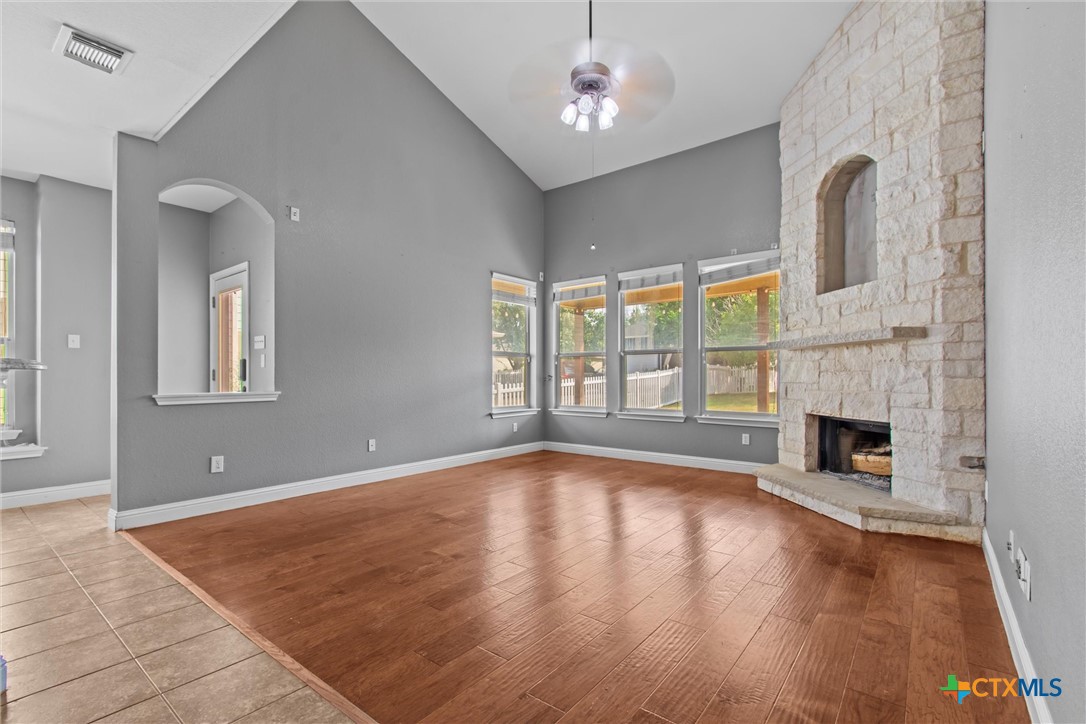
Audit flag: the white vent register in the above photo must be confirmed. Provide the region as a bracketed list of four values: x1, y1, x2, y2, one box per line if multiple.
[54, 25, 132, 75]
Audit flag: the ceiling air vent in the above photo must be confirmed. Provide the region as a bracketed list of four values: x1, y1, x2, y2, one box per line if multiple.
[53, 25, 132, 75]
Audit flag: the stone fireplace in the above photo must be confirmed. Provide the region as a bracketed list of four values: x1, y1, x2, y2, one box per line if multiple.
[755, 1, 986, 543]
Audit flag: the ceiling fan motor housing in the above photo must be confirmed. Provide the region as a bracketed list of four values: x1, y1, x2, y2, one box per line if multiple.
[570, 61, 616, 97]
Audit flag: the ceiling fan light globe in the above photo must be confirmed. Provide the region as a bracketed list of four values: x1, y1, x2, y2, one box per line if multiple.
[560, 102, 578, 125]
[574, 114, 590, 132]
[577, 94, 595, 115]
[600, 96, 619, 117]
[598, 110, 614, 130]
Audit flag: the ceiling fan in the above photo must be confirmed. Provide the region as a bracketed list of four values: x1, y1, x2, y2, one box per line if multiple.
[508, 1, 675, 134]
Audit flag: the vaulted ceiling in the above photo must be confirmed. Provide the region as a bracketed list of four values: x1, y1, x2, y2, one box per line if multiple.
[1, 2, 851, 192]
[356, 2, 852, 190]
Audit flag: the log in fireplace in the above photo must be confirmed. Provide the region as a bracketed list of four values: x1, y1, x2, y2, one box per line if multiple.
[817, 416, 892, 492]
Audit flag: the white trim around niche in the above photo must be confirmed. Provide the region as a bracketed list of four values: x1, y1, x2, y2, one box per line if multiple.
[153, 392, 281, 406]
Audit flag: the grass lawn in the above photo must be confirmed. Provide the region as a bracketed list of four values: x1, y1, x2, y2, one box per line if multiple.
[658, 393, 776, 414]
[706, 392, 777, 413]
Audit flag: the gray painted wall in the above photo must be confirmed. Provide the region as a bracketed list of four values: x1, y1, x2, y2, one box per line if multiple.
[209, 198, 275, 392]
[543, 124, 782, 463]
[158, 202, 210, 393]
[985, 3, 1085, 721]
[115, 2, 543, 512]
[0, 177, 38, 449]
[3, 176, 111, 492]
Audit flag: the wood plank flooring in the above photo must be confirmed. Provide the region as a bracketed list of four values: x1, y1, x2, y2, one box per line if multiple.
[129, 451, 1026, 723]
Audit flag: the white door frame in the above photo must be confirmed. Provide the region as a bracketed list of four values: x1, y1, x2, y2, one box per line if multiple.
[210, 261, 250, 392]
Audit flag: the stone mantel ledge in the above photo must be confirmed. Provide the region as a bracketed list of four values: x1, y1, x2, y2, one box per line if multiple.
[771, 326, 926, 351]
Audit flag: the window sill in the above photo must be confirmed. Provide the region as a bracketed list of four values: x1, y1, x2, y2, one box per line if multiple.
[490, 408, 540, 419]
[616, 411, 686, 423]
[0, 444, 47, 460]
[696, 414, 779, 429]
[550, 409, 608, 419]
[153, 391, 282, 406]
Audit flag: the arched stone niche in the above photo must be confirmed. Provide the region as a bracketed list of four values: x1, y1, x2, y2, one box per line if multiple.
[817, 155, 877, 294]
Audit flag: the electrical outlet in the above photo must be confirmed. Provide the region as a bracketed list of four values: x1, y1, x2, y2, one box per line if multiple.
[513, 422, 518, 433]
[741, 433, 750, 445]
[368, 438, 376, 452]
[984, 478, 988, 502]
[1016, 548, 1031, 600]
[1007, 529, 1015, 563]
[210, 456, 224, 474]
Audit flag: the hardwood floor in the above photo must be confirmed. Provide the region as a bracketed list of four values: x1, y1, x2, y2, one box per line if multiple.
[129, 451, 1026, 723]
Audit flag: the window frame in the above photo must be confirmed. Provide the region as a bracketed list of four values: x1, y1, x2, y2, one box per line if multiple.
[552, 276, 607, 415]
[618, 264, 685, 418]
[697, 250, 781, 428]
[491, 272, 539, 417]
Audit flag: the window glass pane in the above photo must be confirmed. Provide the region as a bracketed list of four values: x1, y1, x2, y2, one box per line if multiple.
[493, 355, 529, 408]
[624, 352, 682, 410]
[558, 296, 605, 354]
[492, 300, 528, 354]
[0, 250, 13, 341]
[493, 277, 529, 298]
[703, 271, 780, 347]
[623, 283, 682, 350]
[557, 355, 605, 408]
[217, 286, 245, 393]
[705, 350, 778, 414]
[0, 343, 7, 428]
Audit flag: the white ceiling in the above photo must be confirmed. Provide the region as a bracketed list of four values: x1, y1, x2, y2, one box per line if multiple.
[1, 1, 852, 193]
[355, 1, 853, 190]
[159, 183, 237, 213]
[0, 1, 292, 190]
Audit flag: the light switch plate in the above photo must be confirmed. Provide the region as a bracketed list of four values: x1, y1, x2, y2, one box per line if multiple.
[67, 334, 80, 349]
[289, 206, 300, 222]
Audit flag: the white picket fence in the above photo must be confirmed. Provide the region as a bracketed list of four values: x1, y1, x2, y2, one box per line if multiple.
[705, 364, 778, 396]
[492, 364, 775, 409]
[559, 374, 606, 407]
[493, 370, 528, 408]
[625, 368, 682, 409]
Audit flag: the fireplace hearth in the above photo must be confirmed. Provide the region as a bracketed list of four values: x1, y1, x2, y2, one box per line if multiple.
[818, 416, 891, 493]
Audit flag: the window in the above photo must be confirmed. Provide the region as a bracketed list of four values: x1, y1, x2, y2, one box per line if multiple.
[699, 251, 780, 419]
[619, 265, 683, 413]
[210, 263, 249, 393]
[1, 220, 15, 430]
[492, 273, 537, 412]
[0, 343, 8, 430]
[1, 219, 14, 344]
[554, 277, 606, 411]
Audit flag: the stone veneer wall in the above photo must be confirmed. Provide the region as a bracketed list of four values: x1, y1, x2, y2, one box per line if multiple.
[777, 1, 986, 524]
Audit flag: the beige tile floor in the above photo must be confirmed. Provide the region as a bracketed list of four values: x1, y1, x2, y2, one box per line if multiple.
[0, 496, 354, 724]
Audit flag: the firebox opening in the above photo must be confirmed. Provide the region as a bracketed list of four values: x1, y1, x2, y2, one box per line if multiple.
[818, 416, 891, 493]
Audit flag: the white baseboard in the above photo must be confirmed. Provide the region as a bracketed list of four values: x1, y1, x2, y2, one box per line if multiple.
[109, 441, 764, 531]
[542, 441, 763, 475]
[1, 479, 110, 509]
[110, 442, 545, 530]
[982, 528, 1049, 724]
